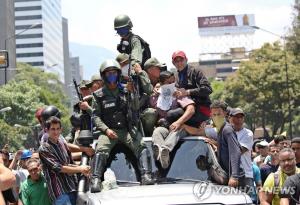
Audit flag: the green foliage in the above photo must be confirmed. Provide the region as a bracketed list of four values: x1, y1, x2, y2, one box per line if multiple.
[0, 81, 44, 126]
[210, 80, 225, 102]
[287, 0, 300, 60]
[0, 119, 25, 151]
[0, 63, 71, 150]
[222, 42, 300, 137]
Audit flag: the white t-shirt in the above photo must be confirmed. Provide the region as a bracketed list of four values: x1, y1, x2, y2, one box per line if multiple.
[12, 168, 29, 187]
[205, 126, 254, 178]
[236, 128, 254, 178]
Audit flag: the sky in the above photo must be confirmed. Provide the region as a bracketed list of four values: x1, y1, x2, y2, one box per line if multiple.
[61, 0, 295, 78]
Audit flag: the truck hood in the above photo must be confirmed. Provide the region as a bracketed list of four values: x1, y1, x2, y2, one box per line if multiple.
[84, 182, 252, 205]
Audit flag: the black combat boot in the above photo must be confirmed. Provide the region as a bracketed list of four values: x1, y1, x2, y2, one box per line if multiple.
[139, 148, 154, 185]
[90, 152, 107, 193]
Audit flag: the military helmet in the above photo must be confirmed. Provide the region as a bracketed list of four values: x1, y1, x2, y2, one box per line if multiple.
[70, 113, 81, 128]
[114, 14, 133, 30]
[41, 105, 61, 123]
[99, 59, 121, 76]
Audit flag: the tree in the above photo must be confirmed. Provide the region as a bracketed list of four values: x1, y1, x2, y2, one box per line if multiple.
[0, 63, 71, 150]
[287, 0, 300, 60]
[0, 119, 26, 151]
[210, 80, 225, 102]
[222, 42, 300, 137]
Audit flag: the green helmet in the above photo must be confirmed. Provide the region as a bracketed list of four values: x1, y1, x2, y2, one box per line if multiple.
[99, 59, 121, 76]
[114, 14, 133, 30]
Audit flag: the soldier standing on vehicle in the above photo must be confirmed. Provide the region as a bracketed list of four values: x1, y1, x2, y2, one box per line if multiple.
[114, 14, 151, 68]
[116, 53, 155, 136]
[67, 80, 94, 144]
[77, 80, 93, 128]
[90, 59, 153, 193]
[115, 52, 153, 98]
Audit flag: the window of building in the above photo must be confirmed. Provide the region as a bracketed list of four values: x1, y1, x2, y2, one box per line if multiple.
[16, 52, 43, 58]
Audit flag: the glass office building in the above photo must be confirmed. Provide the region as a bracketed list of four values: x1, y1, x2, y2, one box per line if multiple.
[15, 0, 64, 82]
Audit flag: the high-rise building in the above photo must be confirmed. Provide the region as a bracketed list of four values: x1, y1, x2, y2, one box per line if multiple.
[62, 17, 72, 103]
[14, 0, 64, 82]
[0, 0, 16, 85]
[69, 56, 82, 105]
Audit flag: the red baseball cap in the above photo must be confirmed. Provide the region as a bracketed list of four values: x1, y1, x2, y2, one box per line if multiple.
[172, 50, 187, 61]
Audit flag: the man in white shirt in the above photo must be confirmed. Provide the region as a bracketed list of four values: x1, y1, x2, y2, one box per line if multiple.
[254, 140, 270, 167]
[230, 108, 254, 195]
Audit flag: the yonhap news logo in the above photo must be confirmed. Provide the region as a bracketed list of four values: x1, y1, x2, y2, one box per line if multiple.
[193, 182, 251, 201]
[193, 182, 298, 201]
[193, 181, 211, 200]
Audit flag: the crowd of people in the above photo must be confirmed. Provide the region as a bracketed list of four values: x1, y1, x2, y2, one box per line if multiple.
[0, 14, 299, 205]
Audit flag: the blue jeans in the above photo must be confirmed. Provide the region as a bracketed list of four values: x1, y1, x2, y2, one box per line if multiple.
[54, 192, 77, 205]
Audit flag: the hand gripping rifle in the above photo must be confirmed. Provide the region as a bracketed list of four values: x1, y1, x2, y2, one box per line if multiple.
[126, 56, 145, 137]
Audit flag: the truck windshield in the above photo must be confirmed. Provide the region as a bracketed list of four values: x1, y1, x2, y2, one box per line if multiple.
[109, 138, 211, 183]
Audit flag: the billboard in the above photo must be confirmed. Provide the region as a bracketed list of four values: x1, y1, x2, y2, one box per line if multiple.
[198, 14, 255, 36]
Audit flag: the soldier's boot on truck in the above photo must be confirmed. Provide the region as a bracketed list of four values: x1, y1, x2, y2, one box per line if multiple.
[90, 152, 107, 193]
[139, 148, 154, 185]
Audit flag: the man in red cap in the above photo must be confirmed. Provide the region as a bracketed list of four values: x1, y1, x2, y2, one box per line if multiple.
[172, 50, 212, 125]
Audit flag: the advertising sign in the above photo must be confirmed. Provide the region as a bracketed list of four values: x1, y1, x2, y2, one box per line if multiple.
[198, 14, 255, 36]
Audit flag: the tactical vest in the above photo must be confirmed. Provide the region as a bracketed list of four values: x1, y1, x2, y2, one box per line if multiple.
[94, 89, 128, 130]
[117, 34, 151, 68]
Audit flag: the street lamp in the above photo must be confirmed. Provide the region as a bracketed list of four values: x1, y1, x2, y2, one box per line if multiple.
[4, 22, 40, 50]
[252, 26, 293, 138]
[0, 107, 12, 113]
[3, 22, 40, 84]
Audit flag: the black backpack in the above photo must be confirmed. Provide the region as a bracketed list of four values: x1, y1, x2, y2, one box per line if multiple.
[117, 34, 151, 68]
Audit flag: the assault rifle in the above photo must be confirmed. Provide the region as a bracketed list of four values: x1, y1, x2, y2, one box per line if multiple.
[126, 55, 145, 137]
[73, 78, 83, 101]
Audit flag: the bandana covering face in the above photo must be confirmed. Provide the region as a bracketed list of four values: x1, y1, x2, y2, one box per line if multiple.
[106, 73, 118, 84]
[212, 116, 225, 131]
[116, 27, 130, 36]
[157, 83, 176, 111]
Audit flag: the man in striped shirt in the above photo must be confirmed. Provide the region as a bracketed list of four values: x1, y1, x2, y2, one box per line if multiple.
[39, 116, 91, 205]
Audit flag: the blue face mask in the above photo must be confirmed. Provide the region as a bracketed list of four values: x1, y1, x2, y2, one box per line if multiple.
[106, 73, 118, 84]
[116, 27, 130, 36]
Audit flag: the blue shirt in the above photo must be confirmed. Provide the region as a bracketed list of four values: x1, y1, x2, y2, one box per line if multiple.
[249, 163, 262, 202]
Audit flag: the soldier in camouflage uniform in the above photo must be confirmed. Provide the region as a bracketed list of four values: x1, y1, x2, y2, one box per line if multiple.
[114, 14, 151, 68]
[116, 53, 157, 137]
[67, 80, 93, 144]
[87, 73, 103, 93]
[90, 59, 153, 193]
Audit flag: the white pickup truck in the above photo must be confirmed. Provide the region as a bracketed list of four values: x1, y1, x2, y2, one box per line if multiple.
[77, 136, 253, 205]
